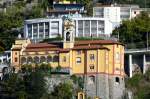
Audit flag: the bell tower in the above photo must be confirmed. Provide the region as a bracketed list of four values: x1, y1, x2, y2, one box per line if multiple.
[63, 17, 75, 48]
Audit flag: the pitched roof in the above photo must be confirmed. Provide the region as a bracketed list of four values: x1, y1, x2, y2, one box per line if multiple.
[23, 40, 122, 52]
[72, 45, 109, 50]
[26, 43, 58, 49]
[75, 40, 121, 46]
[24, 48, 60, 52]
[12, 47, 22, 51]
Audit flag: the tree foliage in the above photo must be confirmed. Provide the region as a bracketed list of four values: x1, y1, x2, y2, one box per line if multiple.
[0, 2, 44, 50]
[0, 64, 76, 99]
[76, 0, 93, 16]
[0, 66, 47, 99]
[126, 69, 150, 99]
[98, 0, 150, 8]
[49, 82, 73, 99]
[112, 12, 150, 49]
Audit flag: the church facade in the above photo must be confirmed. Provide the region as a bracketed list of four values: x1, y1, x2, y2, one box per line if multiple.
[11, 18, 125, 99]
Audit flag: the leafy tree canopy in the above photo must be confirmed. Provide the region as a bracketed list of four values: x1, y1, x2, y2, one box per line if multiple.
[98, 0, 150, 8]
[126, 69, 150, 99]
[0, 2, 44, 50]
[112, 12, 150, 49]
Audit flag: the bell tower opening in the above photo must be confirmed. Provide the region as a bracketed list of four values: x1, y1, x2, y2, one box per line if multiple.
[63, 17, 75, 48]
[66, 32, 70, 41]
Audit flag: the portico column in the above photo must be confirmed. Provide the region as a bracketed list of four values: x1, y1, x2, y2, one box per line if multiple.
[44, 22, 46, 38]
[49, 21, 51, 38]
[97, 20, 98, 37]
[38, 23, 39, 39]
[90, 20, 91, 36]
[76, 20, 78, 37]
[83, 21, 85, 36]
[129, 54, 133, 78]
[143, 54, 146, 74]
[31, 24, 33, 39]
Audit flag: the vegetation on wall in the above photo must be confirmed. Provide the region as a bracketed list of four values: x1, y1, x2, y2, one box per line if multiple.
[126, 69, 150, 99]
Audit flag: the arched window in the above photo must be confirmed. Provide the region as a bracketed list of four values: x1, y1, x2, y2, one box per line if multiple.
[66, 32, 70, 41]
[53, 55, 59, 62]
[21, 57, 26, 64]
[34, 56, 39, 64]
[80, 94, 83, 99]
[115, 77, 120, 84]
[47, 56, 52, 63]
[88, 75, 95, 84]
[40, 56, 46, 63]
[27, 56, 33, 64]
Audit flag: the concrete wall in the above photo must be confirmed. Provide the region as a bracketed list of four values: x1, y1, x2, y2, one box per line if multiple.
[84, 74, 125, 99]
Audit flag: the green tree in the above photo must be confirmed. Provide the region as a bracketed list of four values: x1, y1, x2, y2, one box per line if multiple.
[76, 0, 93, 16]
[126, 69, 150, 99]
[112, 12, 150, 49]
[24, 70, 47, 99]
[38, 0, 50, 11]
[50, 82, 73, 99]
[0, 1, 45, 50]
[98, 0, 150, 8]
[0, 73, 27, 99]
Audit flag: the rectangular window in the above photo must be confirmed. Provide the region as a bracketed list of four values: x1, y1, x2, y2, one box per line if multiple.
[115, 77, 120, 84]
[116, 52, 120, 60]
[77, 50, 81, 55]
[27, 24, 32, 38]
[90, 65, 94, 69]
[15, 58, 18, 62]
[90, 54, 95, 61]
[45, 22, 49, 38]
[76, 57, 81, 63]
[84, 20, 90, 36]
[63, 56, 66, 62]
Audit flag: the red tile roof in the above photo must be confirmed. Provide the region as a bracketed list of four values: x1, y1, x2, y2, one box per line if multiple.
[24, 48, 60, 52]
[72, 45, 109, 50]
[75, 40, 121, 46]
[12, 47, 22, 51]
[26, 43, 58, 49]
[22, 40, 121, 52]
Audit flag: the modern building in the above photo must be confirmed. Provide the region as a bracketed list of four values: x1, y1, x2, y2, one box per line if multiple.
[47, 0, 85, 18]
[24, 18, 63, 41]
[73, 17, 112, 37]
[12, 18, 125, 99]
[24, 17, 112, 41]
[0, 50, 11, 64]
[47, 3, 84, 18]
[93, 4, 148, 28]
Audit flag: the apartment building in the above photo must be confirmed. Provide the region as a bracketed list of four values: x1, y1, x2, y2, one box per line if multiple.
[93, 4, 147, 28]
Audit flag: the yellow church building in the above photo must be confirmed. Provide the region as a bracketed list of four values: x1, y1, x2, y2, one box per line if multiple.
[11, 18, 125, 99]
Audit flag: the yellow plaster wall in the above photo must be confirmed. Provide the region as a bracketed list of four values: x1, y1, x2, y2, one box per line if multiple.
[103, 45, 114, 74]
[72, 50, 85, 74]
[59, 53, 70, 68]
[12, 51, 20, 67]
[86, 50, 97, 73]
[63, 42, 74, 48]
[103, 44, 124, 75]
[98, 50, 108, 73]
